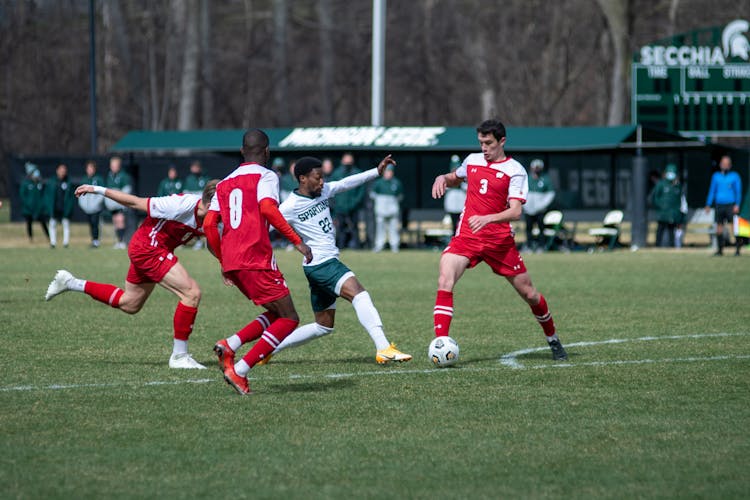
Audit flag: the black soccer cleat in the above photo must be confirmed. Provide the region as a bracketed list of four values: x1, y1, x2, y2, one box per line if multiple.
[549, 339, 568, 361]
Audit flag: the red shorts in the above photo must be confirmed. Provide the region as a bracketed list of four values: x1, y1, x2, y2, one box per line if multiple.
[126, 245, 178, 284]
[444, 235, 527, 276]
[225, 269, 290, 306]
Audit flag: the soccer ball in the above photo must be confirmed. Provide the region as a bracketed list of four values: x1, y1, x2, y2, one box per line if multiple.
[428, 336, 460, 367]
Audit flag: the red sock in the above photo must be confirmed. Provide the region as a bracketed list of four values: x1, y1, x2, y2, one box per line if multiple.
[530, 294, 556, 337]
[84, 281, 124, 308]
[241, 317, 298, 367]
[236, 311, 279, 344]
[433, 290, 454, 337]
[173, 302, 198, 341]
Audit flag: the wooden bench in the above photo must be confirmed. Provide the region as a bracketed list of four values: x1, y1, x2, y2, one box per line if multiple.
[404, 208, 453, 247]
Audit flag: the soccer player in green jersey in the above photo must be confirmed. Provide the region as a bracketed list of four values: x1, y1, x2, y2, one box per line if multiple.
[271, 155, 412, 364]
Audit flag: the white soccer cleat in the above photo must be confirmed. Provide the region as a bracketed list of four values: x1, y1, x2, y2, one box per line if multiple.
[169, 353, 207, 369]
[45, 269, 75, 301]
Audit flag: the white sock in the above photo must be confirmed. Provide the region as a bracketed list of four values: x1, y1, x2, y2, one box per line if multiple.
[273, 323, 334, 354]
[234, 359, 250, 376]
[69, 278, 86, 292]
[172, 339, 188, 356]
[49, 219, 57, 246]
[351, 291, 389, 350]
[546, 333, 560, 343]
[62, 218, 70, 246]
[227, 334, 242, 351]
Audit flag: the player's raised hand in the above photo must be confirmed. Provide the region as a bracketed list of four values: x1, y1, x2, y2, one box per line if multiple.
[432, 174, 447, 199]
[295, 242, 313, 264]
[75, 184, 95, 197]
[376, 154, 396, 176]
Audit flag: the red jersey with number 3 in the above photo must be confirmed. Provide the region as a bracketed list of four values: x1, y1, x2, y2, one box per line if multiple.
[454, 153, 528, 240]
[208, 162, 279, 271]
[129, 194, 203, 252]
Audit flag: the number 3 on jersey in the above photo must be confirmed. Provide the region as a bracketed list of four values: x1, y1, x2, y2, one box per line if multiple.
[479, 178, 489, 194]
[229, 188, 243, 229]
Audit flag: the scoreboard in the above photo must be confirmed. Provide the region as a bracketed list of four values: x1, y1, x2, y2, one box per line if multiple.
[632, 19, 750, 135]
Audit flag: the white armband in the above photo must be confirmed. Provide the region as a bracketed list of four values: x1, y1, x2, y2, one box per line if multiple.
[92, 186, 106, 195]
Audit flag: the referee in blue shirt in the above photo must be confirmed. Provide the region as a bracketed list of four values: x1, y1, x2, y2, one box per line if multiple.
[704, 155, 743, 256]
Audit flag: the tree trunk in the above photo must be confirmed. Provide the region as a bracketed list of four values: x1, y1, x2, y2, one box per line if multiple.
[178, 0, 200, 131]
[200, 0, 214, 128]
[596, 0, 630, 125]
[317, 0, 334, 124]
[272, 0, 289, 125]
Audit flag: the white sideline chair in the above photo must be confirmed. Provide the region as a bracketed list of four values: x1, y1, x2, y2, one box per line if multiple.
[588, 210, 624, 250]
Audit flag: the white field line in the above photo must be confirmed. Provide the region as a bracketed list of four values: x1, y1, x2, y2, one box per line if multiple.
[499, 332, 750, 369]
[1, 333, 748, 393]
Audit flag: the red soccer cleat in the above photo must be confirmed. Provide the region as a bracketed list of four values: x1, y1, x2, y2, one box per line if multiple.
[223, 365, 251, 395]
[213, 339, 235, 373]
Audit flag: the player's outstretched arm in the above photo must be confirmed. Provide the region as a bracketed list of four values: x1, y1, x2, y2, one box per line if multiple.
[203, 210, 223, 263]
[75, 184, 148, 212]
[432, 172, 463, 199]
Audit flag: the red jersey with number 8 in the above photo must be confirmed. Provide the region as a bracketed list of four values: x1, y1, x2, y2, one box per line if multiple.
[454, 153, 528, 240]
[208, 162, 280, 271]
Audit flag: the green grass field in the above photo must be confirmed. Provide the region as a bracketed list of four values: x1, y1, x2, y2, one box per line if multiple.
[1, 240, 748, 499]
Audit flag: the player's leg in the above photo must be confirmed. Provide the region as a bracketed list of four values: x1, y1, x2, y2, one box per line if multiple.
[62, 218, 70, 248]
[271, 274, 337, 357]
[388, 215, 400, 252]
[218, 270, 299, 394]
[39, 216, 49, 239]
[45, 264, 154, 312]
[339, 276, 412, 363]
[25, 215, 33, 241]
[158, 262, 206, 369]
[434, 252, 470, 337]
[506, 272, 567, 361]
[373, 215, 386, 252]
[112, 211, 126, 248]
[49, 217, 58, 248]
[272, 308, 336, 354]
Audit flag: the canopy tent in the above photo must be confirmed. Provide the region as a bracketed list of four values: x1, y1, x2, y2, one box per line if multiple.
[111, 125, 703, 154]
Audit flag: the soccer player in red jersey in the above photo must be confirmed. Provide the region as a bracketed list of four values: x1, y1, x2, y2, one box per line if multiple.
[431, 119, 568, 360]
[44, 180, 219, 369]
[205, 129, 312, 395]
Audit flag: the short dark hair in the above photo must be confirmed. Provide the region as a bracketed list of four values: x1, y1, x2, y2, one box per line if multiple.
[477, 119, 506, 141]
[241, 129, 269, 157]
[294, 156, 323, 181]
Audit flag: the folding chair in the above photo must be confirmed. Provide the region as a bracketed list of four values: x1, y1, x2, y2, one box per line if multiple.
[588, 210, 624, 250]
[541, 210, 564, 251]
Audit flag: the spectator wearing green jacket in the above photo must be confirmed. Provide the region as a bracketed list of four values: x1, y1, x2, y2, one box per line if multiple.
[19, 162, 49, 242]
[45, 163, 76, 248]
[330, 153, 365, 249]
[649, 164, 685, 248]
[106, 156, 133, 249]
[78, 160, 106, 248]
[371, 164, 403, 253]
[157, 166, 183, 196]
[183, 160, 209, 195]
[522, 159, 555, 251]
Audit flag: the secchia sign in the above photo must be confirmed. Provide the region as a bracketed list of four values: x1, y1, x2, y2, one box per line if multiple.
[638, 19, 750, 66]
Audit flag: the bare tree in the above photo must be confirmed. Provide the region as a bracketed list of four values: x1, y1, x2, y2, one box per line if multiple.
[177, 0, 200, 130]
[272, 0, 289, 125]
[596, 0, 630, 125]
[200, 0, 214, 128]
[317, 0, 334, 124]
